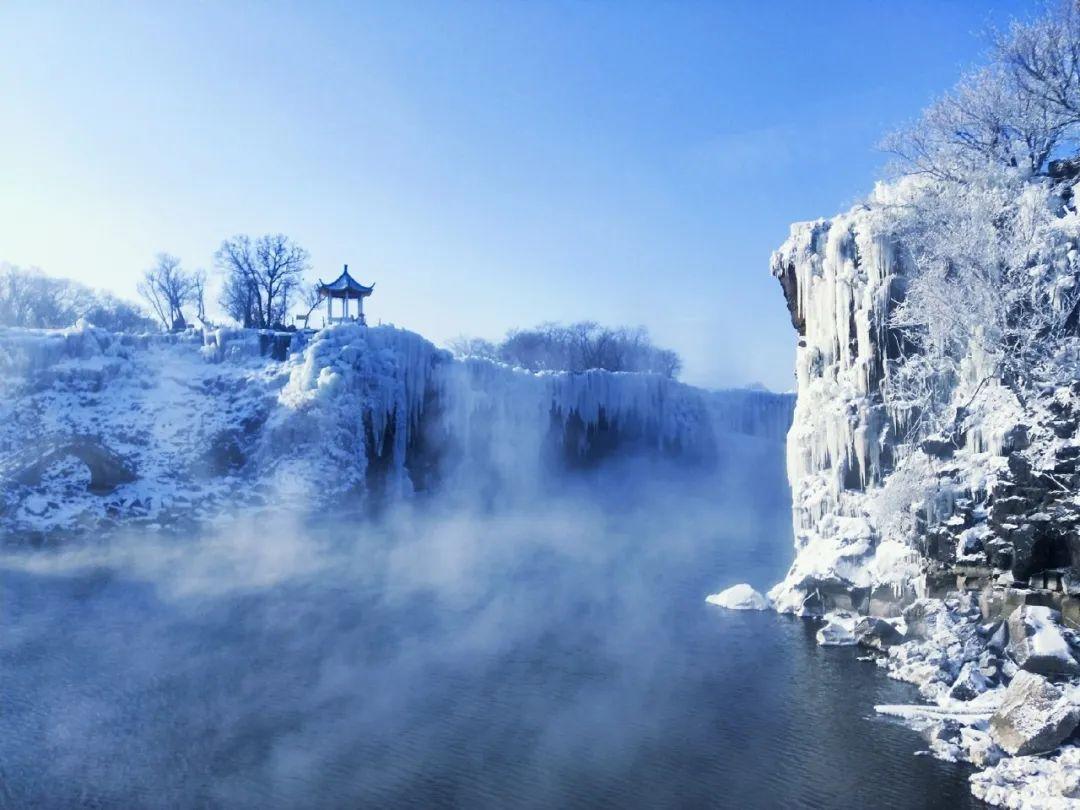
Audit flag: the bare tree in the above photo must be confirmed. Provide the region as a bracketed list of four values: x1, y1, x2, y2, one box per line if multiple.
[876, 2, 1080, 444]
[191, 269, 208, 323]
[0, 265, 37, 327]
[137, 253, 196, 330]
[447, 335, 499, 361]
[883, 64, 1074, 180]
[215, 234, 310, 329]
[296, 282, 324, 327]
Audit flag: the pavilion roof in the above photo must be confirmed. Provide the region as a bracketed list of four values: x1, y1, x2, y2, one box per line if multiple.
[318, 265, 374, 297]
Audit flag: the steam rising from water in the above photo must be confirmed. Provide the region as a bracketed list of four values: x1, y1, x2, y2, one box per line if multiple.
[1, 442, 782, 807]
[0, 437, 974, 808]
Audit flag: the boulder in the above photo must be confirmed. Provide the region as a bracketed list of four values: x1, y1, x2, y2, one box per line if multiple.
[949, 661, 991, 701]
[959, 727, 1002, 768]
[14, 438, 136, 495]
[854, 616, 905, 650]
[705, 583, 768, 611]
[920, 437, 955, 460]
[977, 649, 1005, 684]
[816, 612, 858, 646]
[979, 587, 1028, 623]
[1001, 424, 1030, 453]
[903, 599, 949, 641]
[989, 670, 1080, 756]
[1006, 605, 1080, 677]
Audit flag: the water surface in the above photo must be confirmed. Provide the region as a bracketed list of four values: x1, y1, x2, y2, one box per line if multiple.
[0, 448, 975, 808]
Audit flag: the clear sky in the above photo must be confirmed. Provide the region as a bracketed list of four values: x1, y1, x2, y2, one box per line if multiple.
[0, 0, 1037, 390]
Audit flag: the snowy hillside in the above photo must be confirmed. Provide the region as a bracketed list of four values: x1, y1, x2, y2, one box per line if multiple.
[0, 323, 792, 540]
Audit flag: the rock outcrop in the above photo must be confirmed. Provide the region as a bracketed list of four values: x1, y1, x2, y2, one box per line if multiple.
[989, 671, 1080, 756]
[770, 172, 1080, 803]
[1006, 606, 1080, 678]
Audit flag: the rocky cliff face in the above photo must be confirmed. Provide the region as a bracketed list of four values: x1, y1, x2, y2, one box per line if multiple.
[770, 182, 1080, 804]
[769, 196, 1080, 626]
[0, 323, 793, 541]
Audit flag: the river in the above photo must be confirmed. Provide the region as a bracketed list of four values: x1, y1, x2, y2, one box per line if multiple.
[0, 440, 976, 808]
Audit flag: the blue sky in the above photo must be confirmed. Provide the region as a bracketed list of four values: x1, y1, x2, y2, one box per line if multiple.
[0, 0, 1036, 389]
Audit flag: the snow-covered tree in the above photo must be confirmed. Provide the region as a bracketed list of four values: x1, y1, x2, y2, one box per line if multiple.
[452, 322, 682, 378]
[998, 1, 1080, 127]
[874, 2, 1080, 445]
[0, 264, 154, 332]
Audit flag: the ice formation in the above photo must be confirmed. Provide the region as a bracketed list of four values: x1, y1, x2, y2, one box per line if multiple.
[0, 323, 793, 537]
[705, 583, 769, 610]
[769, 173, 1080, 807]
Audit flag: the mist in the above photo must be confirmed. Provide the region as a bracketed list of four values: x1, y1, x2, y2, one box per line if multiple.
[1, 439, 798, 808]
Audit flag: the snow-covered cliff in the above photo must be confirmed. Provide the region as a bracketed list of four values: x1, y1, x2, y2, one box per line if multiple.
[0, 323, 792, 539]
[770, 175, 1080, 805]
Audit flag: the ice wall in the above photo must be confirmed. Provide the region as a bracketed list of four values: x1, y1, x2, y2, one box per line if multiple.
[768, 203, 911, 613]
[767, 186, 1079, 615]
[0, 323, 793, 538]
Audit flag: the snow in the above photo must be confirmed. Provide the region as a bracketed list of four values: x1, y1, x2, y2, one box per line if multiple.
[0, 323, 794, 536]
[1026, 607, 1076, 666]
[705, 583, 768, 610]
[972, 746, 1080, 808]
[815, 611, 859, 646]
[769, 167, 1080, 807]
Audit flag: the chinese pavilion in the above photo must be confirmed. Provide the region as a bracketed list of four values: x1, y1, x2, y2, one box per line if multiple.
[317, 264, 374, 325]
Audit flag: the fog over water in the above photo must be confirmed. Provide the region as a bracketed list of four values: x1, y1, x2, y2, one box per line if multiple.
[0, 436, 973, 808]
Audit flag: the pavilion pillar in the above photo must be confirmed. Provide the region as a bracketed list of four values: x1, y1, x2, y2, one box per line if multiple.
[344, 295, 350, 320]
[326, 293, 332, 324]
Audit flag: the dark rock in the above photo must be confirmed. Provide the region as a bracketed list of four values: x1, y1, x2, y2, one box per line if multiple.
[960, 533, 985, 557]
[1052, 419, 1077, 439]
[1057, 445, 1080, 461]
[921, 437, 955, 459]
[1008, 453, 1033, 481]
[984, 538, 1014, 571]
[1001, 425, 1030, 453]
[854, 616, 905, 650]
[772, 258, 805, 336]
[934, 718, 963, 743]
[1054, 458, 1079, 475]
[990, 495, 1030, 522]
[1050, 156, 1080, 181]
[949, 661, 991, 701]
